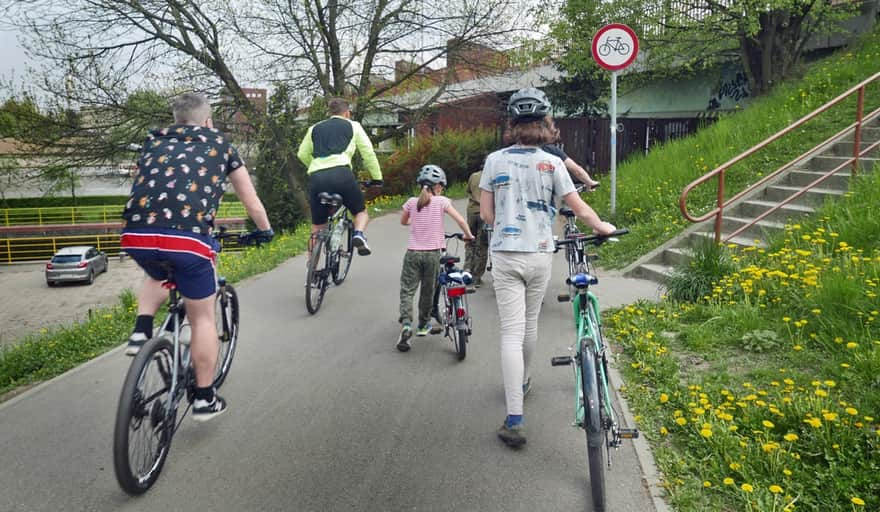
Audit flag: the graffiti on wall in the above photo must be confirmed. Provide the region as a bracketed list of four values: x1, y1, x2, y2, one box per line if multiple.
[707, 71, 750, 111]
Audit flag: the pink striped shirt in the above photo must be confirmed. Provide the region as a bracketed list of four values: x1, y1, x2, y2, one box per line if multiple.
[403, 195, 452, 250]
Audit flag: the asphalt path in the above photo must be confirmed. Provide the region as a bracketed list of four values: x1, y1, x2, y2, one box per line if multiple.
[0, 200, 664, 512]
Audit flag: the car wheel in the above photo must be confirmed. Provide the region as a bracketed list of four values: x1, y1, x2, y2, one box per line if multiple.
[47, 280, 56, 287]
[104, 258, 109, 273]
[87, 270, 95, 285]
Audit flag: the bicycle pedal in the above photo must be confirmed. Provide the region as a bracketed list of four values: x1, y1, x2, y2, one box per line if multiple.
[557, 293, 570, 302]
[551, 356, 572, 366]
[618, 428, 639, 439]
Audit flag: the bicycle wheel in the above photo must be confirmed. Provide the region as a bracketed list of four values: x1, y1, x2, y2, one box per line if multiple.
[563, 224, 579, 276]
[306, 234, 329, 314]
[598, 43, 611, 57]
[212, 283, 239, 388]
[580, 337, 607, 512]
[453, 297, 467, 361]
[332, 219, 354, 285]
[113, 337, 177, 495]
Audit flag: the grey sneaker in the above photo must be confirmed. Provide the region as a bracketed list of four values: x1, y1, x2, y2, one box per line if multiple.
[192, 395, 227, 422]
[125, 333, 149, 356]
[397, 325, 413, 352]
[352, 233, 371, 256]
[497, 422, 526, 448]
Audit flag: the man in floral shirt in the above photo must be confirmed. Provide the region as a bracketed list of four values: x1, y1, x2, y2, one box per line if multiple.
[121, 92, 273, 421]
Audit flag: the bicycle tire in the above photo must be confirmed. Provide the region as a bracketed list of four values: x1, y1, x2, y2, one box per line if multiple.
[453, 298, 467, 361]
[113, 336, 177, 495]
[563, 223, 579, 277]
[598, 43, 611, 57]
[332, 219, 354, 285]
[581, 337, 607, 512]
[212, 284, 239, 388]
[618, 42, 630, 55]
[306, 234, 329, 314]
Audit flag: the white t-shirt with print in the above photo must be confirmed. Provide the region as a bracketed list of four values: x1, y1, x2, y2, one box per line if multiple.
[480, 145, 576, 253]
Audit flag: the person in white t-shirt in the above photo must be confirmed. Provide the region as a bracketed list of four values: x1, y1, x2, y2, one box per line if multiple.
[479, 88, 616, 448]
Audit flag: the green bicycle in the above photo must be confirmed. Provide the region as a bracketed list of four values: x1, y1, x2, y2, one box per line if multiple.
[552, 228, 637, 512]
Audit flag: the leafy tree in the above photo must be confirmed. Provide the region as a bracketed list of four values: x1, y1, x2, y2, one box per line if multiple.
[252, 84, 310, 231]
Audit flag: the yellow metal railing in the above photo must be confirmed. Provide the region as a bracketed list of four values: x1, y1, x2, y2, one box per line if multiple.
[1, 233, 248, 263]
[0, 203, 247, 227]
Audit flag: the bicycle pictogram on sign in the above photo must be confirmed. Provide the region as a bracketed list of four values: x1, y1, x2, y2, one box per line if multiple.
[592, 24, 639, 72]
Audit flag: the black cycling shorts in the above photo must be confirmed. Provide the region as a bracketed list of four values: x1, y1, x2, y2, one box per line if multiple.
[307, 165, 366, 225]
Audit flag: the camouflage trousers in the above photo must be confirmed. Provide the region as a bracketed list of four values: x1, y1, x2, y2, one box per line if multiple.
[399, 249, 441, 327]
[464, 210, 489, 281]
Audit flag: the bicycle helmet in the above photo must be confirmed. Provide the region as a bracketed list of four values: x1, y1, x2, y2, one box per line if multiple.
[508, 87, 552, 120]
[417, 164, 447, 187]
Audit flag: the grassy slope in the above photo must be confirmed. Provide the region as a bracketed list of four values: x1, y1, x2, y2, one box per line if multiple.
[599, 28, 880, 512]
[593, 27, 880, 268]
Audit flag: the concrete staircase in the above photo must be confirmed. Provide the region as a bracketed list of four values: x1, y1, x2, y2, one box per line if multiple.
[623, 119, 880, 285]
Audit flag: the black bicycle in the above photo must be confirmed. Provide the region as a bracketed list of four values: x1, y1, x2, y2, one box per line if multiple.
[305, 182, 377, 314]
[113, 228, 265, 495]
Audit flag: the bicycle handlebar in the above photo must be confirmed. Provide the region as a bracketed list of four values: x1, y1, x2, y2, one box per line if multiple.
[554, 228, 629, 250]
[445, 232, 464, 240]
[215, 226, 274, 247]
[574, 182, 600, 193]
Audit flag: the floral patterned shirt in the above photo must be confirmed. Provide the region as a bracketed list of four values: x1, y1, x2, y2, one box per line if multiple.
[122, 125, 244, 235]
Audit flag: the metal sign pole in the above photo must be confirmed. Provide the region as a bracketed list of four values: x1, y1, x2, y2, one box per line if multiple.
[610, 71, 617, 215]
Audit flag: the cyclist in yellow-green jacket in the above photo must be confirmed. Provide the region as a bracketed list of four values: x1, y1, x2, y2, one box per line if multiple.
[298, 97, 383, 255]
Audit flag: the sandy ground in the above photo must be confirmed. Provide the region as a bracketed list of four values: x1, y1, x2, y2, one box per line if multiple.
[0, 258, 146, 346]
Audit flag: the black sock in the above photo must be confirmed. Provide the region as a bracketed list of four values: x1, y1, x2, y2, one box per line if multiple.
[193, 386, 215, 402]
[134, 315, 154, 338]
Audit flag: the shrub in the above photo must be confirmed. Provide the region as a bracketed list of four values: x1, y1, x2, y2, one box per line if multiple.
[380, 127, 499, 195]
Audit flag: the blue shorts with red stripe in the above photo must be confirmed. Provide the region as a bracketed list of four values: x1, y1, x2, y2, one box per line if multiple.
[121, 228, 221, 300]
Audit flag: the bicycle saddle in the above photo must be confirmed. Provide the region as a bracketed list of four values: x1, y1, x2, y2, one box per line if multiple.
[318, 192, 344, 205]
[559, 207, 575, 218]
[440, 255, 460, 265]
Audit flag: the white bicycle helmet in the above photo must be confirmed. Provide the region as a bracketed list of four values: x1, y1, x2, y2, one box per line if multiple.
[508, 87, 552, 119]
[417, 164, 447, 187]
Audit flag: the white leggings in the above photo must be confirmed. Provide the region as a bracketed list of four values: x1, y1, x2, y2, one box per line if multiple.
[491, 251, 553, 416]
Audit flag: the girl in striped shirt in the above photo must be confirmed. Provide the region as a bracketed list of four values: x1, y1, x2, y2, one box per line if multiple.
[396, 165, 474, 352]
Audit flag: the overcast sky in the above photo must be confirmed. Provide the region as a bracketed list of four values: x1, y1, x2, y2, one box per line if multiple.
[0, 27, 27, 90]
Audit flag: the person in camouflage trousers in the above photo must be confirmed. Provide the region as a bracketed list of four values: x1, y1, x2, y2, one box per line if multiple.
[464, 170, 489, 287]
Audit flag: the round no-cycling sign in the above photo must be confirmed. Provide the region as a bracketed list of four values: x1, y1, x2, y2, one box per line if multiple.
[592, 24, 639, 71]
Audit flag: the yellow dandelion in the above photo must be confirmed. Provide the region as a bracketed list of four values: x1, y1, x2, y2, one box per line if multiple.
[784, 433, 798, 442]
[851, 497, 865, 506]
[675, 417, 688, 426]
[700, 428, 712, 438]
[729, 462, 741, 471]
[769, 485, 783, 494]
[846, 342, 858, 349]
[846, 407, 858, 416]
[763, 420, 775, 428]
[823, 412, 838, 421]
[703, 481, 712, 488]
[805, 417, 822, 428]
[741, 483, 754, 492]
[723, 477, 734, 485]
[659, 393, 669, 403]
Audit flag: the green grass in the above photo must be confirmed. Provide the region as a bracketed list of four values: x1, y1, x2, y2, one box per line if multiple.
[587, 26, 880, 269]
[607, 170, 880, 512]
[0, 186, 467, 398]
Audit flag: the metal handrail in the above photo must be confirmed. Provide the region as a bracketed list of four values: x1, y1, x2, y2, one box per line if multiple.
[680, 71, 880, 243]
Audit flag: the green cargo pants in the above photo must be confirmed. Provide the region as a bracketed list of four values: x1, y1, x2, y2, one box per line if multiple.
[399, 249, 441, 327]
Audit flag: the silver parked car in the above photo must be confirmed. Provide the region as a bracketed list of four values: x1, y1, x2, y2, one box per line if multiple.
[46, 245, 109, 286]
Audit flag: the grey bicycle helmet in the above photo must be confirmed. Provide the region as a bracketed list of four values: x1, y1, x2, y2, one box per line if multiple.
[417, 164, 447, 187]
[508, 87, 552, 119]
